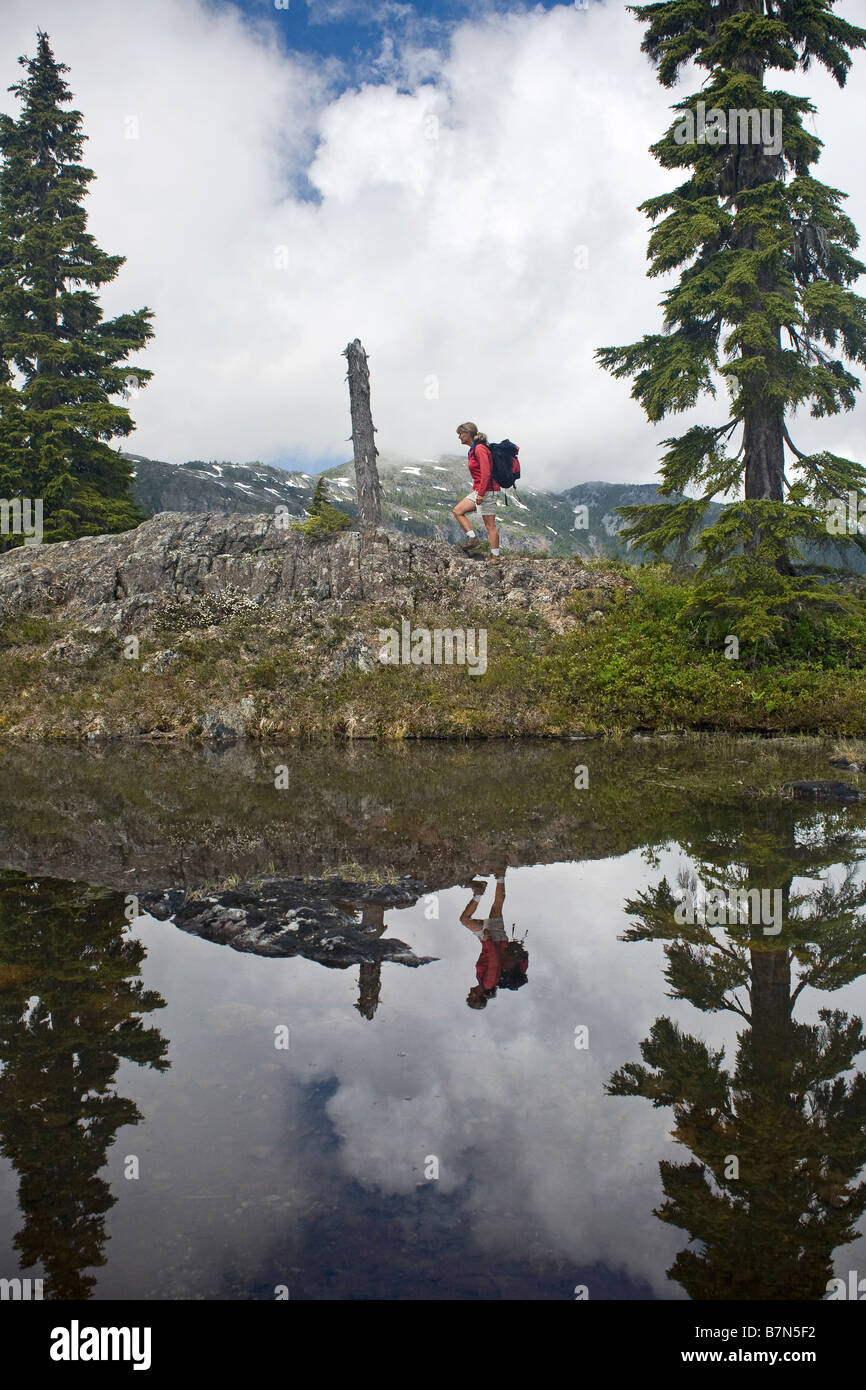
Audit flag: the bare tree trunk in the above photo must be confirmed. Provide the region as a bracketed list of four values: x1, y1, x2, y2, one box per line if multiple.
[343, 339, 382, 529]
[355, 905, 386, 1020]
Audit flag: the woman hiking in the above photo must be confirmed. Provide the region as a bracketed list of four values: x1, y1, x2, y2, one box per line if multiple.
[453, 422, 501, 564]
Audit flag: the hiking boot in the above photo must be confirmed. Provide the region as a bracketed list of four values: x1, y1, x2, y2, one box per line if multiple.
[487, 554, 501, 564]
[459, 535, 481, 552]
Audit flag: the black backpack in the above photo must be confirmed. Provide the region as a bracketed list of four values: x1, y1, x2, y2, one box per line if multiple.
[488, 439, 521, 489]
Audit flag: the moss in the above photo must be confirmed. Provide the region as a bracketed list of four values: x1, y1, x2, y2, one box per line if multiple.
[0, 615, 62, 649]
[539, 566, 866, 735]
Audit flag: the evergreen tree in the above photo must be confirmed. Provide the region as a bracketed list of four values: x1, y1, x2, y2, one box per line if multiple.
[0, 30, 154, 548]
[292, 476, 352, 537]
[597, 1, 866, 577]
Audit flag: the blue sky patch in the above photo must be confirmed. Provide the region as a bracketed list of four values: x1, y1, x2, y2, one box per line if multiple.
[204, 0, 586, 80]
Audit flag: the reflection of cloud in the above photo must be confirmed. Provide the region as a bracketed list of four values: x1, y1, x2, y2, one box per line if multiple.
[102, 866, 691, 1296]
[91, 845, 866, 1298]
[316, 859, 691, 1294]
[316, 856, 866, 1295]
[205, 1002, 279, 1035]
[326, 1080, 467, 1193]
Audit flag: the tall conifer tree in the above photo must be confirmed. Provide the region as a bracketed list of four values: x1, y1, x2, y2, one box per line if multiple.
[597, 1, 866, 579]
[0, 29, 154, 547]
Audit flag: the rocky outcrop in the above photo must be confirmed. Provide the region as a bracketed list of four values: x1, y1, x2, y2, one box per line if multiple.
[0, 511, 626, 636]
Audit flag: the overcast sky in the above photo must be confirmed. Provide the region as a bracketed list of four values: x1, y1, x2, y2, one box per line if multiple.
[1, 0, 865, 489]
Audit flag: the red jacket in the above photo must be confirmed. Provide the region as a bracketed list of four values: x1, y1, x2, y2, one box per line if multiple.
[476, 938, 510, 990]
[468, 442, 498, 496]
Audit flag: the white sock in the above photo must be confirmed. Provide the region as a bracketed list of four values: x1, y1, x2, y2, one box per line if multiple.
[465, 529, 476, 539]
[491, 548, 500, 556]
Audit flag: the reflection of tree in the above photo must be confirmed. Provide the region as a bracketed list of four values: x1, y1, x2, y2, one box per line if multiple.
[355, 905, 386, 1020]
[608, 801, 866, 1300]
[0, 873, 169, 1299]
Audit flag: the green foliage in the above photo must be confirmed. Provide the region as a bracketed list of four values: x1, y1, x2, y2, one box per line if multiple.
[3, 561, 866, 737]
[541, 564, 866, 731]
[0, 30, 154, 547]
[0, 613, 60, 650]
[292, 477, 352, 537]
[680, 494, 857, 657]
[599, 1, 866, 577]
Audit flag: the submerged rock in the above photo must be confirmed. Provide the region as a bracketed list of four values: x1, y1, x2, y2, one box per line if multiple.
[780, 780, 863, 803]
[829, 757, 863, 772]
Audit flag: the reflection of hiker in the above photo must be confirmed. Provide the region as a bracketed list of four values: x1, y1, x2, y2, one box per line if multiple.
[460, 869, 528, 1009]
[452, 422, 500, 564]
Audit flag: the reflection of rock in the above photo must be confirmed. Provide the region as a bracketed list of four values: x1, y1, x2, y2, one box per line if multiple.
[781, 780, 863, 803]
[141, 877, 436, 969]
[2, 741, 858, 898]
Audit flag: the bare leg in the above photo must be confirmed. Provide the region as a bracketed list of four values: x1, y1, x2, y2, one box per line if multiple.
[460, 878, 487, 928]
[453, 496, 478, 534]
[481, 514, 500, 550]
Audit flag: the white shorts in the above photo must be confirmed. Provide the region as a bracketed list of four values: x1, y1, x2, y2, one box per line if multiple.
[465, 491, 500, 518]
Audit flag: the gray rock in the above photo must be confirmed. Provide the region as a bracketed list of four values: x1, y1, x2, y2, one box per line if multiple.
[40, 635, 101, 665]
[141, 648, 182, 674]
[0, 512, 629, 635]
[201, 697, 256, 744]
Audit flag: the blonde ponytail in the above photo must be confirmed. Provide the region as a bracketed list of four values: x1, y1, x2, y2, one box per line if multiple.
[456, 421, 489, 445]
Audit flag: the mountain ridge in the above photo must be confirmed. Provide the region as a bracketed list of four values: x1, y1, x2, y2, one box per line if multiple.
[123, 451, 672, 560]
[123, 451, 865, 571]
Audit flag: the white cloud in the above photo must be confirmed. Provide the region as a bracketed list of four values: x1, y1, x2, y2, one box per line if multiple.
[0, 0, 864, 487]
[306, 0, 414, 22]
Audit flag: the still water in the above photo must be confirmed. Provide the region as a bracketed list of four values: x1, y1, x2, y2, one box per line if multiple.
[1, 738, 865, 1301]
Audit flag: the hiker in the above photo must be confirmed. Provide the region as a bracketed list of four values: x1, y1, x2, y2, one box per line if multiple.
[453, 422, 501, 564]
